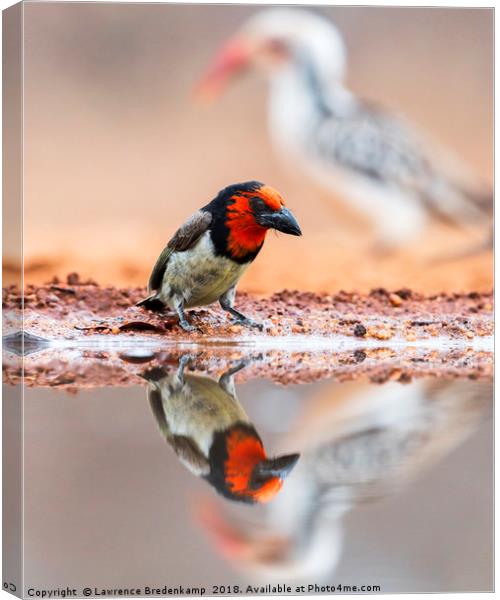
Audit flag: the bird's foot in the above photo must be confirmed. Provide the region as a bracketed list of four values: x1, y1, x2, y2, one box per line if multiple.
[223, 355, 262, 378]
[221, 302, 265, 331]
[178, 354, 194, 369]
[231, 316, 264, 331]
[227, 358, 252, 374]
[178, 319, 202, 333]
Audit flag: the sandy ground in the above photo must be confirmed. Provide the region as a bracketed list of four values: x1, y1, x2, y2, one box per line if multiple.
[3, 276, 493, 344]
[4, 274, 492, 387]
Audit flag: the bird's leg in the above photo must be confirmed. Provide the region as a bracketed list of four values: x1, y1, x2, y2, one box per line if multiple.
[219, 360, 250, 397]
[174, 354, 191, 385]
[173, 297, 199, 332]
[169, 354, 194, 394]
[219, 287, 263, 330]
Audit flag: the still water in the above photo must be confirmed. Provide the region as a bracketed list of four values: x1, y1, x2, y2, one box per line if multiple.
[13, 351, 494, 594]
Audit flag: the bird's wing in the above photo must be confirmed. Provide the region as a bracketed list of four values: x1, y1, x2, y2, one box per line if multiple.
[170, 435, 210, 477]
[148, 386, 173, 439]
[314, 104, 433, 193]
[313, 102, 491, 221]
[148, 210, 212, 292]
[148, 387, 210, 476]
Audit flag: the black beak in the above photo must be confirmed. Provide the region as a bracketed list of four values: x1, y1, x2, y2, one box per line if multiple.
[251, 453, 300, 483]
[256, 207, 302, 236]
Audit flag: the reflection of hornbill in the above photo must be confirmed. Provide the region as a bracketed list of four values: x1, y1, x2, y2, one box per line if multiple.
[198, 379, 491, 580]
[143, 357, 299, 504]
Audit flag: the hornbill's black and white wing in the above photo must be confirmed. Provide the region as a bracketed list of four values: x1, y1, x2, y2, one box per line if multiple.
[311, 101, 492, 223]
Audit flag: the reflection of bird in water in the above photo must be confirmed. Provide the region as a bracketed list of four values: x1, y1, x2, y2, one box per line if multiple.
[199, 9, 492, 250]
[142, 356, 299, 504]
[198, 378, 491, 580]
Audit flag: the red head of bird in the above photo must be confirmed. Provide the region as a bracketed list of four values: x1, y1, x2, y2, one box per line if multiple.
[206, 423, 300, 504]
[205, 180, 301, 263]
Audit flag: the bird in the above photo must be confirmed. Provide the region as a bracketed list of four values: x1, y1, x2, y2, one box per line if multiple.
[198, 9, 492, 250]
[142, 355, 300, 504]
[136, 180, 301, 331]
[197, 378, 491, 581]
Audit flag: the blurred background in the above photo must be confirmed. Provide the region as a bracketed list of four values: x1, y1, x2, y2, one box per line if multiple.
[17, 4, 493, 293]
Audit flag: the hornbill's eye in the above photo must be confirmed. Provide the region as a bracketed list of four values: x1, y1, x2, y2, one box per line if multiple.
[266, 38, 289, 57]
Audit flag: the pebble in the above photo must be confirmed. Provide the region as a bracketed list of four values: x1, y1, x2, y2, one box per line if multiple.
[368, 327, 394, 340]
[389, 293, 403, 307]
[354, 324, 367, 337]
[228, 325, 243, 334]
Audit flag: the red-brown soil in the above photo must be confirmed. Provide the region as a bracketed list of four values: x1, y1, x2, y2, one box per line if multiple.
[3, 276, 493, 343]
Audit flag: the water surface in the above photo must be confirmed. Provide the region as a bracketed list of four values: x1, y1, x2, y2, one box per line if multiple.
[16, 352, 493, 594]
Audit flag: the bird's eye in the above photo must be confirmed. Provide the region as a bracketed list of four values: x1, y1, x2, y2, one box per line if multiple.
[250, 196, 268, 213]
[248, 471, 268, 490]
[266, 38, 288, 56]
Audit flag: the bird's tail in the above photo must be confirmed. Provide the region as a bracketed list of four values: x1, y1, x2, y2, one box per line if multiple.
[136, 294, 165, 311]
[466, 189, 493, 218]
[423, 175, 493, 226]
[140, 367, 169, 383]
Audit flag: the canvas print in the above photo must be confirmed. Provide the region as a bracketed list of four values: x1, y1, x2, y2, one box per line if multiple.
[3, 2, 493, 597]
